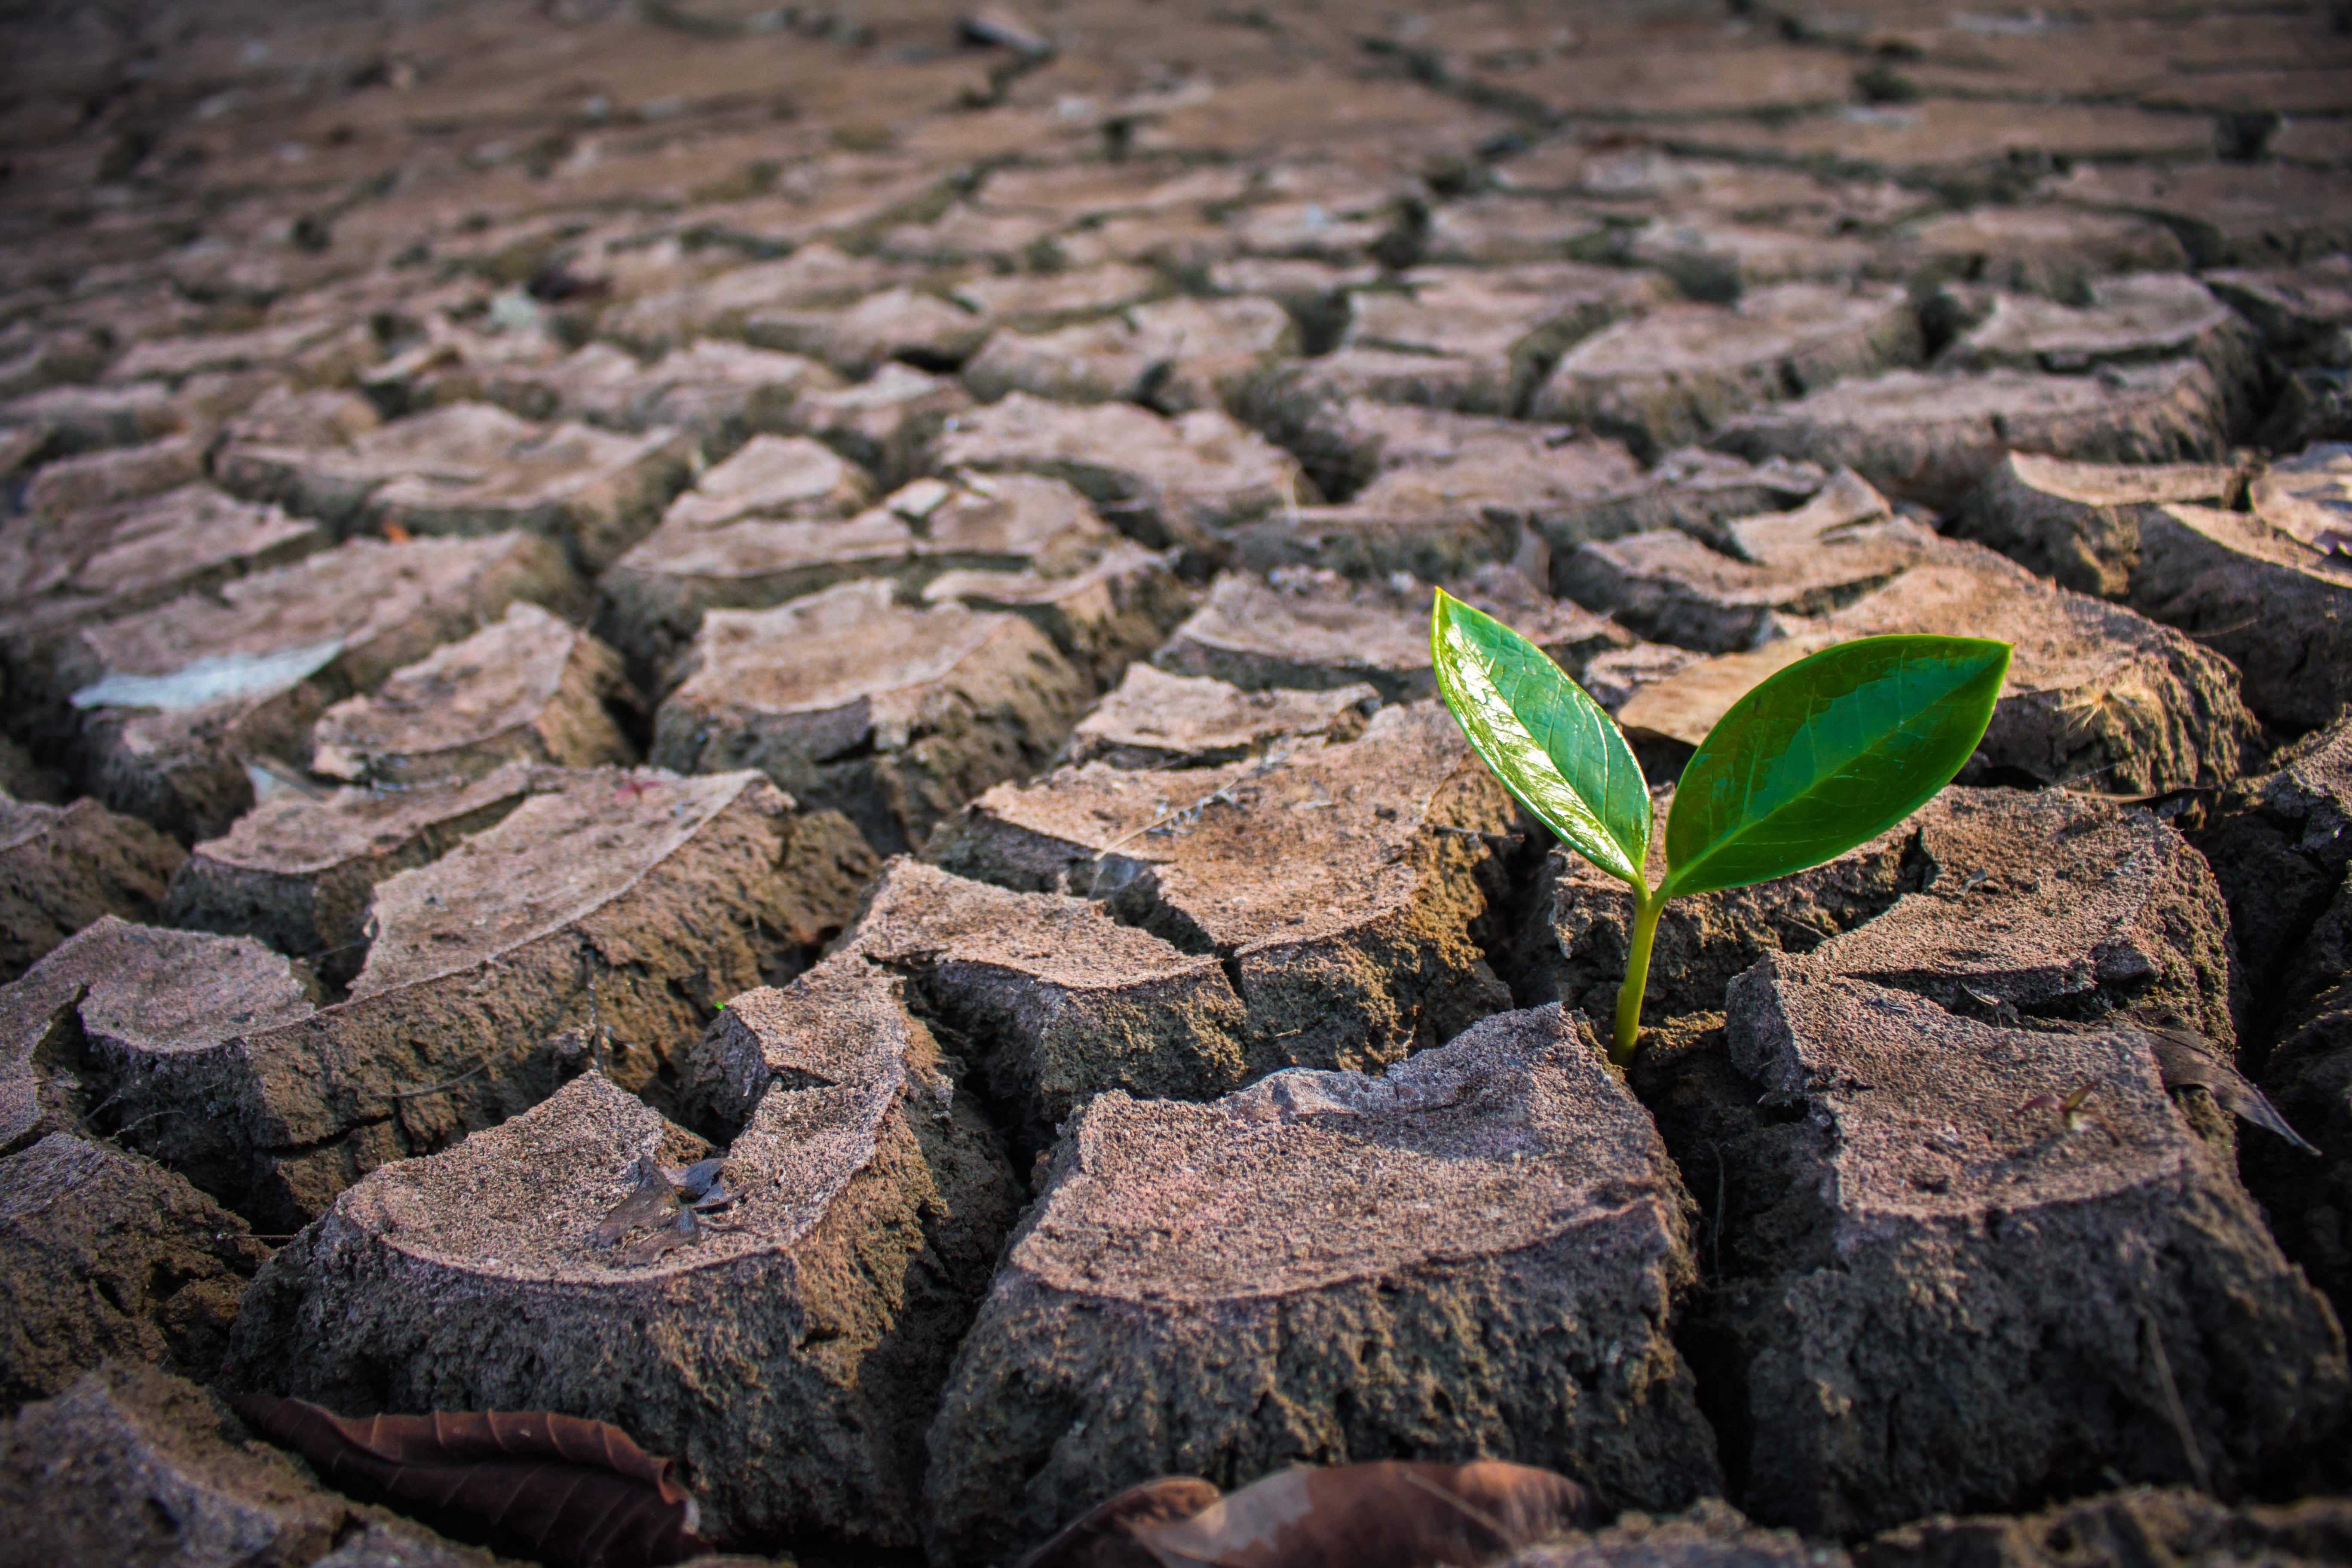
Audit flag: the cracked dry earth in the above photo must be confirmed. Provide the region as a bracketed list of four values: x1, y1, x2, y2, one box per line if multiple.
[5, 0, 2352, 1565]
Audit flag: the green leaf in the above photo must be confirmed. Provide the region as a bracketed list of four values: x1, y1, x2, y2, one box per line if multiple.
[1430, 588, 1651, 886]
[1662, 634, 2010, 899]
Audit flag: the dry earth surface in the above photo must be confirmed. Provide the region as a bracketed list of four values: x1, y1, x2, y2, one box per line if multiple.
[2, 0, 2352, 1564]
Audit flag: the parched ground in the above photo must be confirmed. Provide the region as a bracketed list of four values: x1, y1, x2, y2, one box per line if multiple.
[3, 0, 2352, 1564]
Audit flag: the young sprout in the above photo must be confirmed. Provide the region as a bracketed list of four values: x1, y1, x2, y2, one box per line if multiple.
[1430, 588, 2009, 1066]
[2017, 1081, 2100, 1127]
[2017, 1081, 2119, 1145]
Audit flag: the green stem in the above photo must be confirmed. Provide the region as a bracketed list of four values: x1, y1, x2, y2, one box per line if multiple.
[1611, 884, 1666, 1067]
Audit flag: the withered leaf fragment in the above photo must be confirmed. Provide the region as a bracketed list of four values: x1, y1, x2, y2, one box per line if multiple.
[588, 1163, 682, 1248]
[621, 1227, 695, 1266]
[2016, 1081, 2120, 1144]
[588, 1157, 738, 1253]
[2138, 1022, 2322, 1154]
[1017, 1476, 1223, 1568]
[621, 1205, 726, 1266]
[1026, 1460, 1595, 1568]
[2016, 1083, 2098, 1118]
[230, 1395, 705, 1568]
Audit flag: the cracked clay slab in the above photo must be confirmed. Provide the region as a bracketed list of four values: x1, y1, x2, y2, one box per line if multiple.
[922, 1004, 1722, 1566]
[1710, 963, 2344, 1534]
[651, 576, 1096, 857]
[217, 399, 696, 573]
[837, 858, 1256, 1152]
[309, 603, 639, 787]
[51, 533, 584, 839]
[1066, 663, 1378, 770]
[0, 794, 184, 983]
[1158, 567, 1629, 703]
[929, 701, 1521, 1097]
[232, 960, 1019, 1553]
[95, 770, 876, 1230]
[1, 1363, 493, 1568]
[0, 1132, 269, 1406]
[161, 764, 539, 983]
[1705, 361, 2238, 511]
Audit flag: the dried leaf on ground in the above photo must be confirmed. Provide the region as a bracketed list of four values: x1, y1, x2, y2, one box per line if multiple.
[2140, 1023, 2322, 1154]
[621, 1208, 710, 1266]
[1017, 1476, 1223, 1568]
[230, 1394, 706, 1568]
[588, 1164, 682, 1247]
[1024, 1459, 1596, 1568]
[587, 1157, 738, 1252]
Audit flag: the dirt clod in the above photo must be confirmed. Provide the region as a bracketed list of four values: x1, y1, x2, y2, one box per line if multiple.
[924, 1005, 1721, 1565]
[236, 967, 1019, 1553]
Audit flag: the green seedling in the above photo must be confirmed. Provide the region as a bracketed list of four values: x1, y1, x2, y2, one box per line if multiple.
[1430, 588, 2010, 1066]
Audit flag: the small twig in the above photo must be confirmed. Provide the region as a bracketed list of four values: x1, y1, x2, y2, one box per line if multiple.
[1093, 749, 1290, 859]
[2055, 757, 2127, 790]
[691, 1216, 751, 1235]
[1413, 764, 1508, 841]
[1711, 1139, 1726, 1283]
[585, 961, 613, 1077]
[1089, 815, 1172, 859]
[1427, 824, 1522, 846]
[2142, 1312, 2212, 1493]
[244, 754, 331, 801]
[388, 1059, 488, 1100]
[2064, 788, 2220, 812]
[2180, 613, 2265, 643]
[107, 1107, 182, 1138]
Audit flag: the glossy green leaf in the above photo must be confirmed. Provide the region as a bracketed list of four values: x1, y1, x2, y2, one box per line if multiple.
[1430, 589, 1650, 886]
[1662, 634, 2009, 899]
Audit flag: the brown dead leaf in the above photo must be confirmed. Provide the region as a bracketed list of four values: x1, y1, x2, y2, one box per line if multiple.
[230, 1394, 704, 1568]
[1029, 1460, 1594, 1568]
[589, 1158, 738, 1259]
[2138, 1022, 2322, 1154]
[1018, 1476, 1222, 1568]
[622, 1210, 703, 1266]
[589, 1162, 683, 1247]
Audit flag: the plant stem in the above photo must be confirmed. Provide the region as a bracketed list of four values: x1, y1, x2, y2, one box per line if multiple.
[1611, 884, 1666, 1067]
